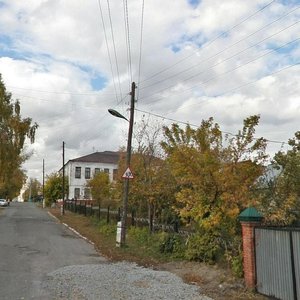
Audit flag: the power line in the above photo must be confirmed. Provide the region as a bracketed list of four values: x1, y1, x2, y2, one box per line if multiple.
[106, 0, 123, 99]
[141, 59, 300, 106]
[137, 0, 145, 101]
[6, 85, 115, 96]
[135, 108, 288, 146]
[97, 0, 119, 103]
[123, 0, 132, 84]
[140, 4, 300, 93]
[183, 36, 300, 93]
[11, 93, 111, 110]
[139, 0, 277, 84]
[140, 20, 300, 103]
[215, 61, 300, 95]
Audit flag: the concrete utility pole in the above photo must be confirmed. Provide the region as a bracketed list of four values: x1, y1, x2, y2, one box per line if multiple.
[120, 81, 136, 246]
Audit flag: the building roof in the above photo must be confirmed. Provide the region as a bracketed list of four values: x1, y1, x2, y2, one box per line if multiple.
[69, 151, 120, 164]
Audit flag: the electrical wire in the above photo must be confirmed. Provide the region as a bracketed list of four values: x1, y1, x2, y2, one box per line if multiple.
[123, 0, 133, 84]
[106, 0, 123, 100]
[6, 85, 116, 96]
[134, 108, 289, 145]
[97, 0, 119, 103]
[141, 59, 300, 106]
[140, 4, 300, 93]
[139, 0, 277, 84]
[136, 0, 145, 101]
[140, 20, 300, 102]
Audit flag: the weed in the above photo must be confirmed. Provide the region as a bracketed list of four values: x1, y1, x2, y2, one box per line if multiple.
[159, 233, 185, 258]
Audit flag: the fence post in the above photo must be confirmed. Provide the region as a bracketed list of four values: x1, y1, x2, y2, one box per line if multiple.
[238, 207, 263, 290]
[131, 209, 135, 226]
[117, 207, 121, 221]
[107, 206, 110, 224]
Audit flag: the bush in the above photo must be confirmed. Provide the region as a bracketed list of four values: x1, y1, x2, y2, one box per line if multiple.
[98, 221, 116, 236]
[231, 253, 243, 278]
[224, 236, 243, 278]
[159, 233, 185, 258]
[128, 226, 150, 244]
[185, 232, 222, 263]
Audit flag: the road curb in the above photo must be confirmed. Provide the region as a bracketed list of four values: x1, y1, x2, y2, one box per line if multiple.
[47, 211, 95, 246]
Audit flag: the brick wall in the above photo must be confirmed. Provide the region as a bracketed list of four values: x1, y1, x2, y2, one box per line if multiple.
[241, 221, 258, 290]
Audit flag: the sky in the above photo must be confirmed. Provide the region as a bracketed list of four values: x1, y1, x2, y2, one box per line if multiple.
[0, 0, 299, 182]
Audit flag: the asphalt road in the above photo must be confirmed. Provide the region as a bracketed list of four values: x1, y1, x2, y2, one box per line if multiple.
[0, 202, 105, 299]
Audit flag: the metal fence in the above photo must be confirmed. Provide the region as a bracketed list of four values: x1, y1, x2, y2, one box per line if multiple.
[255, 227, 300, 300]
[64, 199, 186, 234]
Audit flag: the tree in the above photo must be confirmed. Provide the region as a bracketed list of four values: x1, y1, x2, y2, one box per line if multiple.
[161, 115, 267, 261]
[23, 178, 42, 202]
[258, 131, 300, 225]
[0, 74, 38, 199]
[86, 171, 111, 206]
[116, 116, 177, 232]
[44, 173, 68, 206]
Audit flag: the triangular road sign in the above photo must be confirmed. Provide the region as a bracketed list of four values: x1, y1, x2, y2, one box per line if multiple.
[122, 167, 134, 179]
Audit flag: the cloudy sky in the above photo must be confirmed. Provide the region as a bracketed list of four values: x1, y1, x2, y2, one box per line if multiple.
[0, 0, 299, 182]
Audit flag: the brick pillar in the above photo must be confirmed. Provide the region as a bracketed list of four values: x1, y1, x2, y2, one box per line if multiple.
[239, 207, 263, 290]
[240, 221, 258, 289]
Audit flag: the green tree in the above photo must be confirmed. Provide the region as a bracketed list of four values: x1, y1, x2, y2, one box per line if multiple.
[86, 171, 111, 206]
[44, 173, 68, 206]
[258, 131, 300, 225]
[0, 74, 38, 199]
[23, 178, 42, 202]
[161, 115, 267, 262]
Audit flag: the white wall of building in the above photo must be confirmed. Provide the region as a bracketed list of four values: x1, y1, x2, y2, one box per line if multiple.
[65, 160, 118, 200]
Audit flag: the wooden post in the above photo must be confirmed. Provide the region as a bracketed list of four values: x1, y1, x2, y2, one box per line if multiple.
[107, 206, 110, 224]
[131, 209, 135, 226]
[117, 207, 121, 221]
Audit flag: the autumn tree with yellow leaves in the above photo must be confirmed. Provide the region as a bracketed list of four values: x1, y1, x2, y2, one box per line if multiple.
[0, 74, 38, 199]
[257, 131, 300, 225]
[161, 115, 267, 262]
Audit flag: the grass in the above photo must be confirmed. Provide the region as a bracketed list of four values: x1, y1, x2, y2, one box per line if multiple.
[49, 208, 168, 266]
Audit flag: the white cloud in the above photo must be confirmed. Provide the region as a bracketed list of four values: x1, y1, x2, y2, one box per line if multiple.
[0, 0, 299, 182]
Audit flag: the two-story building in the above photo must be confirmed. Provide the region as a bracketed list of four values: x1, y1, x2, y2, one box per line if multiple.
[63, 151, 120, 200]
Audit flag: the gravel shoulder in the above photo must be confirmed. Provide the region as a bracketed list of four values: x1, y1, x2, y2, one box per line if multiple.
[43, 262, 212, 300]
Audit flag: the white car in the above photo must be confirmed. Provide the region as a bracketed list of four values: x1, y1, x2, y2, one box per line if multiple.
[0, 199, 8, 207]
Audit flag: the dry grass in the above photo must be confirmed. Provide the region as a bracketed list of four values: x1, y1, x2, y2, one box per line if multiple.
[49, 208, 162, 266]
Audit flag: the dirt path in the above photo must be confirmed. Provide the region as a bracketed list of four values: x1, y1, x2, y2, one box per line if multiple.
[157, 261, 267, 300]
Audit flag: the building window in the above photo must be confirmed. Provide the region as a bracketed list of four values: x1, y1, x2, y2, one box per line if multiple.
[113, 169, 118, 180]
[85, 167, 91, 179]
[75, 167, 81, 178]
[94, 168, 100, 175]
[84, 188, 91, 199]
[104, 168, 109, 174]
[74, 188, 80, 199]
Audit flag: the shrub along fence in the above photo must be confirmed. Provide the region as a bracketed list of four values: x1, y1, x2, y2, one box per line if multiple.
[64, 199, 186, 234]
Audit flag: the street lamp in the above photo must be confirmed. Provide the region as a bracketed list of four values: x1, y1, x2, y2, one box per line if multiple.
[108, 81, 136, 247]
[108, 109, 128, 121]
